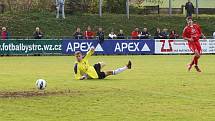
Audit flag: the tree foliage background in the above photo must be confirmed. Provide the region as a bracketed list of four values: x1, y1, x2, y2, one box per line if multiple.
[0, 0, 164, 13]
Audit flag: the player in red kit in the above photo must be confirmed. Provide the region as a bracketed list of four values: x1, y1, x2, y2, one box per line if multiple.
[183, 17, 206, 72]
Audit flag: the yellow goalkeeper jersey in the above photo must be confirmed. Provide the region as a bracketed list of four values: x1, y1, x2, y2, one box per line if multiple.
[74, 50, 98, 80]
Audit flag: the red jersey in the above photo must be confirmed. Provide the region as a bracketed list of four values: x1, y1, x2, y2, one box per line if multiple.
[131, 31, 140, 39]
[84, 31, 94, 39]
[1, 31, 8, 40]
[183, 24, 202, 53]
[182, 24, 202, 42]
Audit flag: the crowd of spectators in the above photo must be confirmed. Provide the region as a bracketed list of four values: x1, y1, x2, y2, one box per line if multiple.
[72, 26, 181, 40]
[0, 26, 214, 40]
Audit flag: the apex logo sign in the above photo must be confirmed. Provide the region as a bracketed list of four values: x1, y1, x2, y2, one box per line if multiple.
[95, 43, 103, 51]
[66, 42, 103, 52]
[114, 42, 151, 52]
[62, 40, 155, 54]
[160, 40, 174, 52]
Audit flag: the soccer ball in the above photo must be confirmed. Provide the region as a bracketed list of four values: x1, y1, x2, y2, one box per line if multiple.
[35, 79, 47, 90]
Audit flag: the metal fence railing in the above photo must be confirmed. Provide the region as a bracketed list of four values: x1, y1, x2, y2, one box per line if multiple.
[1, 36, 214, 40]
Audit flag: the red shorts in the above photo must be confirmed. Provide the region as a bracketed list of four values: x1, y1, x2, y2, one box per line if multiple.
[188, 41, 202, 54]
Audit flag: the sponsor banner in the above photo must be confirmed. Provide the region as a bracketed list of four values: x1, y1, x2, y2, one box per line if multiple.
[0, 39, 62, 54]
[208, 39, 215, 53]
[62, 39, 155, 55]
[1, 39, 214, 55]
[155, 39, 213, 54]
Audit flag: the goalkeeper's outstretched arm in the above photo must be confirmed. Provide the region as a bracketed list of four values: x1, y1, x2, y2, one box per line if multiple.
[84, 47, 95, 60]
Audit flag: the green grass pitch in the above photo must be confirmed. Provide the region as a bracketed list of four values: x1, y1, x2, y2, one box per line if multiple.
[0, 55, 215, 121]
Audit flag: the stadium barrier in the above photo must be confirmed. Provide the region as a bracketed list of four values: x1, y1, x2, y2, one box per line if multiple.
[0, 39, 215, 55]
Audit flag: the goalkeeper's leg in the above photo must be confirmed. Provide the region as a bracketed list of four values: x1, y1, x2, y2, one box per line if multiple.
[105, 60, 132, 77]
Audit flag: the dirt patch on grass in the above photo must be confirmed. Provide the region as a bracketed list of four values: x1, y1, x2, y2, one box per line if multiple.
[0, 90, 80, 98]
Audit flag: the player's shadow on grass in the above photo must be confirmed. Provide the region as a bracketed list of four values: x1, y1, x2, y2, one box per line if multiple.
[75, 78, 122, 82]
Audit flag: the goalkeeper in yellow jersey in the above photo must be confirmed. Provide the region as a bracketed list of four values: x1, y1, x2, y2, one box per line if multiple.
[74, 47, 132, 80]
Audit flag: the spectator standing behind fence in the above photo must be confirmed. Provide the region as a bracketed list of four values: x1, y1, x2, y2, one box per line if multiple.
[154, 28, 163, 39]
[108, 31, 117, 39]
[84, 26, 94, 39]
[131, 28, 140, 39]
[56, 0, 65, 19]
[213, 32, 215, 39]
[73, 27, 83, 39]
[33, 27, 43, 39]
[117, 30, 125, 39]
[185, 0, 194, 17]
[96, 27, 105, 43]
[140, 28, 151, 39]
[1, 27, 9, 40]
[169, 30, 179, 39]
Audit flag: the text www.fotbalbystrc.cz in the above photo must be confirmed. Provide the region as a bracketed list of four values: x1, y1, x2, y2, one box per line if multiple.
[0, 43, 62, 53]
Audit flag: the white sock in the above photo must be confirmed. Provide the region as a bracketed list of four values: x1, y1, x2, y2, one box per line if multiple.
[113, 66, 128, 75]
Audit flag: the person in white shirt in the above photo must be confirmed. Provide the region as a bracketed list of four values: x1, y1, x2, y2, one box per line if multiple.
[56, 0, 65, 19]
[108, 31, 117, 39]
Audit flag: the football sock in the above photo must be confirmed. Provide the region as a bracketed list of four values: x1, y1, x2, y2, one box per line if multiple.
[190, 57, 195, 66]
[113, 66, 128, 75]
[194, 56, 199, 66]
